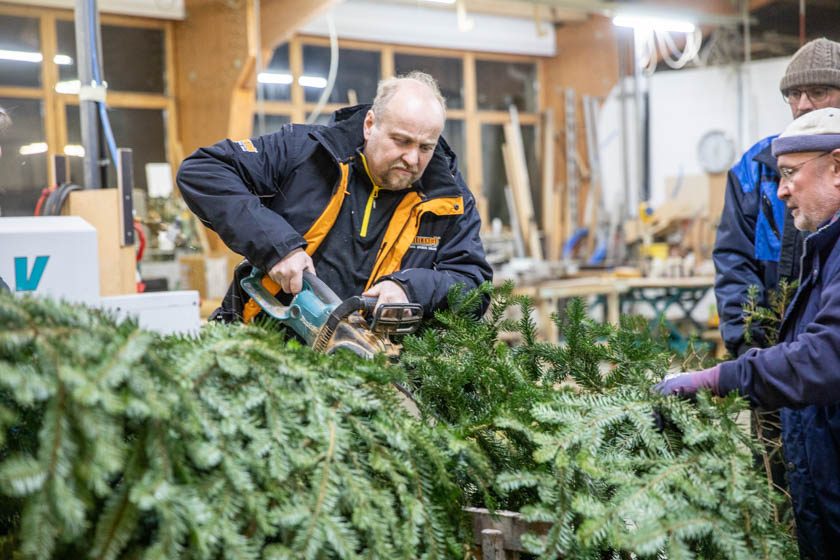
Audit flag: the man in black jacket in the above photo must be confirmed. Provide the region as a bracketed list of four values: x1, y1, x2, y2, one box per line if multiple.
[177, 72, 491, 323]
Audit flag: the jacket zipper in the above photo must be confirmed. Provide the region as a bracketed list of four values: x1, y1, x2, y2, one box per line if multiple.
[359, 184, 380, 238]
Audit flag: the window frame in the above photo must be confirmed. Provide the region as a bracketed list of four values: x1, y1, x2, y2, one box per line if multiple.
[254, 34, 545, 226]
[0, 4, 178, 188]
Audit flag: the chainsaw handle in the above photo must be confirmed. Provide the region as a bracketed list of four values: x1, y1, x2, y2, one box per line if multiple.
[240, 267, 292, 320]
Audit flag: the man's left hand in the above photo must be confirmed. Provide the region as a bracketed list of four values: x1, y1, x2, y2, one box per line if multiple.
[655, 365, 721, 398]
[363, 280, 410, 313]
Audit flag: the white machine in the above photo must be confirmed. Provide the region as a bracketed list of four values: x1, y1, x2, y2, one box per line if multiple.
[0, 216, 199, 335]
[0, 216, 100, 305]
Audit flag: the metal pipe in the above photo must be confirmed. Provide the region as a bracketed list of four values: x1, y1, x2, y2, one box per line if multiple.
[74, 0, 101, 189]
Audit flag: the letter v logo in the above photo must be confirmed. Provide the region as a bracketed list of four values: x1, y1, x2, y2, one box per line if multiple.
[14, 256, 50, 291]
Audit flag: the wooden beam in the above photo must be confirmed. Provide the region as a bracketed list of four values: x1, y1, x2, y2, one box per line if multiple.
[174, 0, 335, 156]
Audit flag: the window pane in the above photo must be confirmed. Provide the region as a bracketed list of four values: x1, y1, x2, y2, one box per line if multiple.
[0, 98, 48, 216]
[57, 21, 166, 93]
[394, 53, 463, 109]
[443, 119, 466, 177]
[476, 60, 537, 112]
[394, 53, 464, 109]
[480, 123, 540, 224]
[303, 45, 379, 104]
[304, 112, 332, 126]
[259, 43, 291, 101]
[0, 15, 41, 88]
[66, 106, 167, 192]
[252, 114, 290, 136]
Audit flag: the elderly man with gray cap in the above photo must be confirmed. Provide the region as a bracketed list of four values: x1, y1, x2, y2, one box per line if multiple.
[660, 107, 840, 559]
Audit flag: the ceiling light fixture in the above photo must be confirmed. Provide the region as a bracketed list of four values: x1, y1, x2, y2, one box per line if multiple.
[19, 142, 48, 156]
[257, 72, 293, 84]
[55, 80, 81, 94]
[53, 54, 73, 65]
[64, 144, 85, 157]
[612, 15, 695, 34]
[0, 49, 43, 63]
[298, 75, 328, 88]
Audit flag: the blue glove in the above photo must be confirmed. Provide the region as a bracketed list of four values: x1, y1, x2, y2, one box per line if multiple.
[655, 365, 721, 397]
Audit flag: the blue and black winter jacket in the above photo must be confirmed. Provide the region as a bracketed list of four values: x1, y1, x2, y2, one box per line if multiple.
[719, 211, 840, 559]
[713, 136, 803, 356]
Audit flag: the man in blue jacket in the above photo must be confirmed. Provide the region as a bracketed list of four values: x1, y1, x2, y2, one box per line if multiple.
[660, 107, 840, 560]
[714, 38, 840, 357]
[177, 71, 491, 323]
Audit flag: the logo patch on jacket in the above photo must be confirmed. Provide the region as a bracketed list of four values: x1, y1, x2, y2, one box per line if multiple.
[235, 139, 257, 153]
[410, 236, 440, 251]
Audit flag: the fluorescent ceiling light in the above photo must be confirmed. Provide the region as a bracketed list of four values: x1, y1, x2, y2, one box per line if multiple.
[54, 54, 73, 65]
[19, 142, 48, 155]
[612, 15, 695, 33]
[55, 80, 80, 94]
[258, 72, 293, 84]
[420, 0, 456, 4]
[64, 144, 85, 157]
[0, 49, 43, 63]
[298, 75, 327, 88]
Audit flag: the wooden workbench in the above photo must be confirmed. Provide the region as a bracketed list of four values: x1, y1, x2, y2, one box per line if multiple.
[516, 276, 716, 344]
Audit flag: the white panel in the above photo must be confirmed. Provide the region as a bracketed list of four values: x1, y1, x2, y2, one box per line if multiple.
[599, 55, 794, 219]
[0, 216, 100, 305]
[100, 291, 200, 335]
[7, 0, 185, 20]
[299, 0, 556, 56]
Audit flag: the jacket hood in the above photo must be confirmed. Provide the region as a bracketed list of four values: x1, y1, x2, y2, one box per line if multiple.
[312, 104, 462, 198]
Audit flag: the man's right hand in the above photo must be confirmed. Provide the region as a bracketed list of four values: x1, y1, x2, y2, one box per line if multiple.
[268, 248, 315, 294]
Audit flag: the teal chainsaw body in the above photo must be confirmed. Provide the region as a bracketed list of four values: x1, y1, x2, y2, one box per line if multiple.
[240, 268, 421, 359]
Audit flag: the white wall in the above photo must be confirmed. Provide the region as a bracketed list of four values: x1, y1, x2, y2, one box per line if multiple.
[599, 56, 792, 217]
[300, 0, 556, 56]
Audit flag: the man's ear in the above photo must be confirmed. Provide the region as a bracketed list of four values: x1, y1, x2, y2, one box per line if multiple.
[363, 110, 375, 141]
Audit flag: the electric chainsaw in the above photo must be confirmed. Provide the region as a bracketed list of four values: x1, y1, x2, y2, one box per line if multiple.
[240, 269, 422, 360]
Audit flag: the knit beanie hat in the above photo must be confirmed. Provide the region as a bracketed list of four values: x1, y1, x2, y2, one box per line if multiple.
[772, 107, 840, 156]
[779, 38, 840, 93]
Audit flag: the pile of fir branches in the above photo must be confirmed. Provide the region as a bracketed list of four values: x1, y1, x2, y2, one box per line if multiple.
[0, 284, 797, 559]
[401, 283, 798, 559]
[0, 292, 488, 560]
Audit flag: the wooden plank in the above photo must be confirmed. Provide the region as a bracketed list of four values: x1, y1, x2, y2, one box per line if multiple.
[63, 190, 136, 296]
[481, 529, 504, 560]
[501, 141, 528, 249]
[504, 106, 542, 259]
[463, 52, 486, 223]
[466, 507, 550, 554]
[40, 13, 59, 187]
[541, 109, 559, 260]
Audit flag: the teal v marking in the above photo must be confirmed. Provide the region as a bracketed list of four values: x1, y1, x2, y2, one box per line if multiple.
[14, 256, 50, 291]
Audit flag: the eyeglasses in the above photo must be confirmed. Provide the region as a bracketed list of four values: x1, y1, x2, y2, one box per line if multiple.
[782, 86, 839, 105]
[778, 152, 829, 181]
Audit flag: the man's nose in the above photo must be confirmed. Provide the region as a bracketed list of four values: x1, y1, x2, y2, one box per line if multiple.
[777, 178, 791, 200]
[402, 148, 419, 167]
[795, 94, 815, 115]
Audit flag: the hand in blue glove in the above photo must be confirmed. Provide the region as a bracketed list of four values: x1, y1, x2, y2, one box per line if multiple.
[655, 365, 721, 398]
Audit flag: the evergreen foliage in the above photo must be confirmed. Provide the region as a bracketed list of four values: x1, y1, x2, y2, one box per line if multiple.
[0, 292, 487, 559]
[742, 279, 798, 347]
[0, 285, 797, 559]
[401, 285, 797, 559]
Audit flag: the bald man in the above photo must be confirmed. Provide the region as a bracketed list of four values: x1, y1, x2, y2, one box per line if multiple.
[178, 71, 491, 323]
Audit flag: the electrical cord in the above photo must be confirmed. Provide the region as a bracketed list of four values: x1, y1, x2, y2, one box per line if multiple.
[87, 0, 119, 167]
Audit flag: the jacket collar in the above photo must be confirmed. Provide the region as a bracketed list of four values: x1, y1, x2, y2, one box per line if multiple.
[310, 104, 462, 199]
[753, 136, 778, 170]
[804, 209, 840, 255]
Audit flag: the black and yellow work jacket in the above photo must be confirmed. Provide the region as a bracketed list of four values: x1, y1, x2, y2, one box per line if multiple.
[176, 104, 492, 322]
